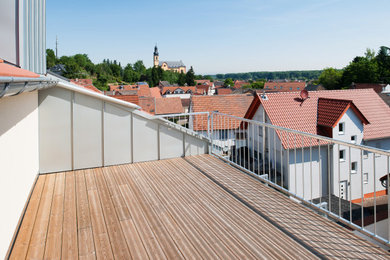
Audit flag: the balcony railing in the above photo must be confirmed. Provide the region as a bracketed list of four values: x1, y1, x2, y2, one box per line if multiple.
[158, 111, 390, 246]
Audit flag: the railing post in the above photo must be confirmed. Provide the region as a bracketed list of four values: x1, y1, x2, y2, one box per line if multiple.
[210, 112, 214, 154]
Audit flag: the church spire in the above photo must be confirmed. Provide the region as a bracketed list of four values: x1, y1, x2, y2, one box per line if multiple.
[153, 44, 159, 67]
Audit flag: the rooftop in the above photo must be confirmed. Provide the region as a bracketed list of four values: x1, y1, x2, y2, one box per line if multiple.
[245, 89, 390, 147]
[9, 155, 389, 259]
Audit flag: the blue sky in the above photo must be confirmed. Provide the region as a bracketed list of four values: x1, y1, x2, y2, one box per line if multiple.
[47, 0, 390, 75]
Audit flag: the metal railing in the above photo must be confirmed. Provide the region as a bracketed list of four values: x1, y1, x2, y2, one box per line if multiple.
[158, 111, 390, 246]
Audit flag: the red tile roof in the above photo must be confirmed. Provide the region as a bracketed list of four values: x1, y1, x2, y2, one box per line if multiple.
[150, 87, 162, 98]
[138, 85, 151, 97]
[353, 83, 385, 93]
[234, 80, 250, 89]
[162, 86, 196, 95]
[139, 97, 155, 114]
[109, 84, 138, 91]
[191, 94, 254, 131]
[216, 88, 233, 95]
[108, 94, 139, 105]
[70, 78, 102, 94]
[317, 98, 368, 128]
[195, 80, 212, 85]
[245, 89, 390, 149]
[155, 97, 184, 115]
[196, 85, 210, 95]
[0, 59, 39, 78]
[264, 81, 306, 92]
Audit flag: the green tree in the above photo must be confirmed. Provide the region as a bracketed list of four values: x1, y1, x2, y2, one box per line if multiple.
[318, 68, 343, 90]
[123, 64, 140, 83]
[224, 78, 234, 87]
[46, 49, 56, 69]
[341, 57, 379, 87]
[376, 46, 390, 83]
[133, 60, 146, 75]
[178, 72, 186, 86]
[186, 66, 196, 86]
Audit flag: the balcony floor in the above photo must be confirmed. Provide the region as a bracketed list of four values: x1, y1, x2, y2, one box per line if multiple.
[9, 155, 390, 259]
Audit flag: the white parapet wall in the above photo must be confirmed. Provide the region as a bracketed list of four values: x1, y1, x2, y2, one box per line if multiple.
[0, 91, 39, 258]
[38, 86, 209, 173]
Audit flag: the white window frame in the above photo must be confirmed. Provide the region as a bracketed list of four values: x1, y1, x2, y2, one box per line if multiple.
[351, 161, 357, 174]
[338, 122, 345, 135]
[350, 135, 357, 144]
[339, 149, 346, 162]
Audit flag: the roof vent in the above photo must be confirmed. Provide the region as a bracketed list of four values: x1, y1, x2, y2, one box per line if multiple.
[260, 90, 268, 100]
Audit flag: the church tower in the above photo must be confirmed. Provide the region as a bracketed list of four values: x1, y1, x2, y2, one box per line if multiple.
[153, 45, 159, 67]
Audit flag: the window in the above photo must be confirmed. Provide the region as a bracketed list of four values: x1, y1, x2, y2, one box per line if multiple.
[338, 122, 345, 134]
[274, 86, 277, 89]
[351, 135, 357, 144]
[297, 87, 300, 90]
[351, 162, 357, 173]
[339, 150, 345, 162]
[289, 87, 292, 90]
[363, 173, 368, 184]
[280, 86, 282, 89]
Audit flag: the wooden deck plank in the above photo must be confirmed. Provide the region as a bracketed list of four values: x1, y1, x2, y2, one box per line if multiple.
[118, 183, 167, 260]
[188, 155, 390, 259]
[75, 170, 95, 259]
[122, 163, 221, 259]
[147, 159, 316, 259]
[129, 163, 203, 259]
[25, 174, 56, 259]
[10, 154, 390, 260]
[137, 161, 252, 259]
[165, 158, 318, 259]
[94, 168, 132, 260]
[62, 171, 79, 260]
[44, 172, 65, 259]
[9, 175, 46, 260]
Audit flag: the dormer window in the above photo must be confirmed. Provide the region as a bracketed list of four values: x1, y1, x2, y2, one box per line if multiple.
[338, 122, 344, 135]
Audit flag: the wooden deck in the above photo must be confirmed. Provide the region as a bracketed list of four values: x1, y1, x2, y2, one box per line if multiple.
[8, 155, 390, 259]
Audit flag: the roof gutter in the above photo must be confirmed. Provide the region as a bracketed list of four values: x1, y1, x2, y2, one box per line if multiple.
[0, 76, 58, 98]
[0, 76, 141, 110]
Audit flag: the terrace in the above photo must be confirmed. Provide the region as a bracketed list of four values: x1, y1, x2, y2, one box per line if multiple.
[9, 155, 389, 259]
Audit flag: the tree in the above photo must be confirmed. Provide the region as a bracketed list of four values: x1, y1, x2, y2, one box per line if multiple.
[186, 66, 196, 86]
[318, 68, 343, 90]
[46, 49, 56, 69]
[224, 78, 234, 87]
[178, 72, 186, 86]
[133, 60, 146, 75]
[123, 64, 140, 83]
[376, 46, 390, 83]
[341, 57, 379, 87]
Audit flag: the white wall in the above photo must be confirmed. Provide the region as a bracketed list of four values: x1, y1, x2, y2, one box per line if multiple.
[0, 91, 39, 259]
[39, 87, 209, 172]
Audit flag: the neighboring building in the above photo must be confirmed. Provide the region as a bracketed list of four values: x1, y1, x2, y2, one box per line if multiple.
[264, 81, 306, 92]
[153, 45, 186, 73]
[155, 97, 183, 115]
[49, 64, 67, 76]
[109, 84, 151, 97]
[196, 80, 215, 95]
[150, 87, 162, 98]
[244, 89, 390, 201]
[189, 94, 253, 154]
[161, 86, 196, 99]
[352, 83, 387, 93]
[108, 91, 139, 105]
[70, 78, 101, 94]
[234, 80, 250, 89]
[216, 88, 233, 95]
[181, 98, 191, 113]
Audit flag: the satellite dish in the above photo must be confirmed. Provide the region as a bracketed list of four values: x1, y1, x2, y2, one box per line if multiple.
[300, 89, 309, 100]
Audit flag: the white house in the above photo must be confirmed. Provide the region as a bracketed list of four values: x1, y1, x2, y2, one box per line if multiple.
[244, 90, 390, 202]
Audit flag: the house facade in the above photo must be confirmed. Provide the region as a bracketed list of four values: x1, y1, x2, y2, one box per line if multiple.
[245, 90, 390, 201]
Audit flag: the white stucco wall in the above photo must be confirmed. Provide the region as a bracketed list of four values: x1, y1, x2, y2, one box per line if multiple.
[0, 91, 39, 258]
